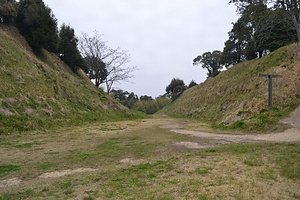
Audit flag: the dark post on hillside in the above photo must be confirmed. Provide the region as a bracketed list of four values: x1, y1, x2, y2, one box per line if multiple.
[259, 74, 283, 109]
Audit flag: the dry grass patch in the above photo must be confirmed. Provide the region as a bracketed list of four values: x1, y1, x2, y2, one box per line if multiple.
[0, 118, 299, 199]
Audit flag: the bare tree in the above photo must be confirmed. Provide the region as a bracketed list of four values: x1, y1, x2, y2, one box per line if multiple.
[79, 31, 136, 93]
[105, 49, 136, 94]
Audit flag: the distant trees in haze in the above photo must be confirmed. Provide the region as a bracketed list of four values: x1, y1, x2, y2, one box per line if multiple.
[110, 79, 198, 113]
[134, 97, 171, 114]
[140, 95, 153, 102]
[110, 89, 171, 114]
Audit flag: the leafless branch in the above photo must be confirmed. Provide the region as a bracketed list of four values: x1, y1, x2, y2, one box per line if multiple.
[79, 31, 137, 93]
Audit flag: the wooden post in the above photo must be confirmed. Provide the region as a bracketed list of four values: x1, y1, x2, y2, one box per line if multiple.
[259, 74, 282, 108]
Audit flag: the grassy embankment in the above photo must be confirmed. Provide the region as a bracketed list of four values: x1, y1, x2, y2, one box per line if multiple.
[163, 44, 300, 132]
[0, 118, 299, 199]
[0, 25, 299, 200]
[0, 26, 145, 134]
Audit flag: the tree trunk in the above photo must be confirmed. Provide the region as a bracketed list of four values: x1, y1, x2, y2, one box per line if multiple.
[105, 80, 110, 94]
[95, 78, 100, 88]
[258, 51, 263, 59]
[292, 15, 300, 42]
[295, 23, 300, 42]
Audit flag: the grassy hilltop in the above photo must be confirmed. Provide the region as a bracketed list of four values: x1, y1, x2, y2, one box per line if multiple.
[163, 43, 300, 132]
[0, 26, 143, 134]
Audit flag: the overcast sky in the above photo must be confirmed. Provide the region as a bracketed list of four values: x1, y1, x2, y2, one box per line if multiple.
[43, 0, 238, 97]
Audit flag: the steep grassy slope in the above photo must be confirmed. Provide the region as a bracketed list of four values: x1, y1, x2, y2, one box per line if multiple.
[0, 26, 142, 134]
[163, 44, 300, 132]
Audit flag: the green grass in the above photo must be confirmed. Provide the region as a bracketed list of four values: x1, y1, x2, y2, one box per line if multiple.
[0, 190, 35, 200]
[0, 27, 146, 135]
[162, 44, 300, 132]
[0, 141, 43, 149]
[212, 106, 293, 132]
[13, 141, 43, 149]
[243, 158, 263, 167]
[0, 118, 299, 199]
[208, 143, 300, 179]
[195, 168, 210, 175]
[79, 143, 300, 199]
[198, 194, 208, 200]
[0, 164, 20, 177]
[35, 163, 53, 170]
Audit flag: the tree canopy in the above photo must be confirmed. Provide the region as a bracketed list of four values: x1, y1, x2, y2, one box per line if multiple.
[110, 89, 170, 114]
[16, 0, 58, 52]
[220, 1, 297, 67]
[0, 0, 17, 24]
[57, 24, 84, 71]
[254, 8, 297, 53]
[193, 51, 223, 77]
[229, 0, 300, 41]
[188, 80, 197, 88]
[165, 78, 186, 101]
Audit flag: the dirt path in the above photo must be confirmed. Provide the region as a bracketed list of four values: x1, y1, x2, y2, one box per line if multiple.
[161, 119, 300, 148]
[1, 116, 300, 192]
[169, 126, 300, 142]
[283, 106, 300, 130]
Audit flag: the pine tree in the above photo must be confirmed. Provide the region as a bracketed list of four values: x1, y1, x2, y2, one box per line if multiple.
[16, 0, 58, 52]
[58, 24, 83, 71]
[0, 0, 17, 24]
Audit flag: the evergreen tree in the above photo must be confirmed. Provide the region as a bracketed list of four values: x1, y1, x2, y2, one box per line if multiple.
[221, 2, 268, 67]
[16, 0, 58, 52]
[165, 78, 186, 101]
[83, 56, 107, 88]
[140, 95, 153, 102]
[0, 0, 17, 24]
[58, 24, 84, 71]
[188, 80, 197, 88]
[230, 0, 300, 41]
[222, 1, 296, 66]
[193, 51, 223, 77]
[221, 18, 251, 67]
[254, 8, 297, 53]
